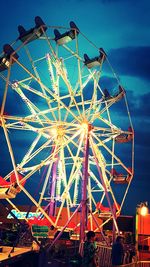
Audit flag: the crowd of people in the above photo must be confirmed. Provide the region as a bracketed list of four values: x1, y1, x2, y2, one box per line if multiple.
[82, 231, 136, 267]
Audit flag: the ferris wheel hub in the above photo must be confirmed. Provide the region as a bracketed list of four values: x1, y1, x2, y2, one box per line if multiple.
[80, 121, 94, 132]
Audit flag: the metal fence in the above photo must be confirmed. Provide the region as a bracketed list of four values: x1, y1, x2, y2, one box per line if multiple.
[96, 245, 112, 267]
[96, 245, 150, 267]
[120, 262, 150, 267]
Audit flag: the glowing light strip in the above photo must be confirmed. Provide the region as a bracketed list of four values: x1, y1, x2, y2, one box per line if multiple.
[7, 209, 41, 220]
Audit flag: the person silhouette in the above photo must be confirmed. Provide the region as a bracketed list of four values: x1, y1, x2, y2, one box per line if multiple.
[111, 236, 124, 266]
[82, 231, 97, 267]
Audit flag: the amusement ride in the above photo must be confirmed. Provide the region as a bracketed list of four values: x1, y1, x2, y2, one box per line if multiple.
[0, 17, 134, 251]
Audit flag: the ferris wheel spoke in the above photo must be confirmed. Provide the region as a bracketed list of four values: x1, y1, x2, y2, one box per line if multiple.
[12, 56, 83, 123]
[86, 71, 102, 120]
[89, 170, 104, 192]
[46, 53, 61, 121]
[93, 132, 132, 174]
[37, 162, 53, 208]
[23, 46, 43, 82]
[46, 45, 83, 119]
[58, 132, 85, 203]
[73, 169, 81, 206]
[46, 53, 59, 95]
[100, 162, 119, 210]
[58, 148, 73, 205]
[62, 43, 83, 61]
[13, 81, 58, 122]
[20, 133, 42, 167]
[100, 94, 124, 116]
[1, 62, 12, 115]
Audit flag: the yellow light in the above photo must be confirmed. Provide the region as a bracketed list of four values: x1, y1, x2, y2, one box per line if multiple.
[49, 127, 58, 137]
[81, 122, 88, 131]
[80, 121, 94, 133]
[140, 206, 148, 216]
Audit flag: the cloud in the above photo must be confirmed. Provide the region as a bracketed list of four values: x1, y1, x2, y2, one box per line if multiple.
[135, 125, 150, 146]
[99, 76, 117, 90]
[128, 91, 150, 118]
[108, 46, 150, 81]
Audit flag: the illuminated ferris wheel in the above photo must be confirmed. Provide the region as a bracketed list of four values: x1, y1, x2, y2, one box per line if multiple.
[0, 17, 134, 245]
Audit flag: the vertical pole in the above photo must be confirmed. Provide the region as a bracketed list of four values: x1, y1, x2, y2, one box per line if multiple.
[79, 130, 89, 256]
[135, 208, 139, 261]
[112, 205, 116, 243]
[49, 153, 58, 216]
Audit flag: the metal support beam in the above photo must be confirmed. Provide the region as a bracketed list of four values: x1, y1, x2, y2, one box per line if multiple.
[79, 130, 90, 256]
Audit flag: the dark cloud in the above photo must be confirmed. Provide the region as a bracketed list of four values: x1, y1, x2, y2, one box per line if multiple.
[108, 46, 150, 81]
[135, 125, 150, 147]
[128, 91, 150, 118]
[99, 76, 117, 91]
[134, 159, 150, 179]
[113, 90, 150, 119]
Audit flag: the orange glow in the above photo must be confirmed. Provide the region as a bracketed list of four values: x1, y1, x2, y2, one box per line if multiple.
[80, 122, 88, 131]
[49, 127, 58, 137]
[138, 214, 150, 235]
[49, 126, 65, 138]
[140, 206, 148, 216]
[80, 121, 94, 132]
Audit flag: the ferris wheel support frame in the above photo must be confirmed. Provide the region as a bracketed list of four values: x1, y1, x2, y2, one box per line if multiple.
[49, 160, 57, 216]
[79, 129, 90, 256]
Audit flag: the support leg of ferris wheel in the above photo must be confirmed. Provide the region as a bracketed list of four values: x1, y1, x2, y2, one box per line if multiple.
[48, 203, 81, 250]
[91, 140, 119, 235]
[112, 205, 117, 243]
[88, 207, 109, 246]
[49, 157, 58, 216]
[79, 129, 90, 256]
